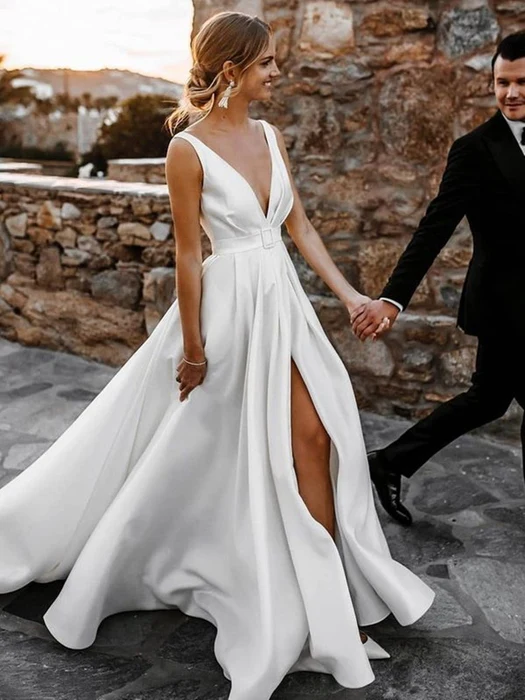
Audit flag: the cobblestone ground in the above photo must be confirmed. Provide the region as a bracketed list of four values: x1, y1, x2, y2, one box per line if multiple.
[0, 338, 524, 700]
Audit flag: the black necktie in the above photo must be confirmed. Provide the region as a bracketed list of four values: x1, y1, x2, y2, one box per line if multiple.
[521, 127, 525, 146]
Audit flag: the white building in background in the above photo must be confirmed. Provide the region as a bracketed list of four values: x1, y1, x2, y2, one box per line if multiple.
[77, 106, 101, 155]
[77, 105, 118, 154]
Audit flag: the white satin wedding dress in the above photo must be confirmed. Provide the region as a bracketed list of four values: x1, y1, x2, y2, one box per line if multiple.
[0, 120, 434, 698]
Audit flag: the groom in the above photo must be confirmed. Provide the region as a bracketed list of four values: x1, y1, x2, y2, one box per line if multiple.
[351, 31, 525, 526]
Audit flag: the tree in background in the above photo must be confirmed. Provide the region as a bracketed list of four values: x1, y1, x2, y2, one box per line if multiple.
[55, 92, 81, 112]
[27, 93, 118, 115]
[0, 55, 33, 149]
[96, 93, 174, 160]
[0, 55, 33, 106]
[81, 91, 93, 109]
[93, 95, 119, 111]
[33, 97, 55, 115]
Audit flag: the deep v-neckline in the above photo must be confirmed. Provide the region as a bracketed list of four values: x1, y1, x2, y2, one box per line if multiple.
[187, 121, 274, 221]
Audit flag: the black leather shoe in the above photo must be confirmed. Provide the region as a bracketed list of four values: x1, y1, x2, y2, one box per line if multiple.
[368, 451, 412, 526]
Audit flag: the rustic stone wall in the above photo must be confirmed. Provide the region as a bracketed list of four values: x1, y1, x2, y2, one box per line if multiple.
[0, 162, 44, 176]
[188, 0, 523, 438]
[0, 173, 178, 365]
[107, 158, 167, 184]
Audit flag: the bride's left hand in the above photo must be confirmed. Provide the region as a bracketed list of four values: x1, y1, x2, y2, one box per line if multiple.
[346, 295, 391, 341]
[345, 294, 371, 318]
[351, 299, 399, 341]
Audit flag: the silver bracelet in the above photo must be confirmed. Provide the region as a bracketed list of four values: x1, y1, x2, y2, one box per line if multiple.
[182, 357, 208, 367]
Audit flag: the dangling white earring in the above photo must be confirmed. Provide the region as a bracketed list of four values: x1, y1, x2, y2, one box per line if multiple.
[218, 80, 235, 109]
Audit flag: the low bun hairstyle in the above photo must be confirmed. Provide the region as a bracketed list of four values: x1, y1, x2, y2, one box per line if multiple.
[166, 12, 272, 133]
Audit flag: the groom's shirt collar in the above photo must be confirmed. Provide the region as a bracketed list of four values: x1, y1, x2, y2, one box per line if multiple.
[501, 112, 525, 155]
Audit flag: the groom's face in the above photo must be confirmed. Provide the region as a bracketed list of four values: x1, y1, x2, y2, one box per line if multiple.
[493, 56, 525, 121]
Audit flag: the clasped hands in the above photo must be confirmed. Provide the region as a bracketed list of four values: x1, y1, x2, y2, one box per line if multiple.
[175, 297, 398, 399]
[349, 299, 400, 342]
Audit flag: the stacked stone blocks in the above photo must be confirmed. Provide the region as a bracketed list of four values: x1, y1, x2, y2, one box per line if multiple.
[0, 175, 178, 366]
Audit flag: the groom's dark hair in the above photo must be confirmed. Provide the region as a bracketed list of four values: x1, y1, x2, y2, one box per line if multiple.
[492, 30, 525, 72]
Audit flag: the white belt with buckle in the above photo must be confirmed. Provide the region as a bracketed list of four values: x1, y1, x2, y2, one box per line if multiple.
[212, 227, 282, 254]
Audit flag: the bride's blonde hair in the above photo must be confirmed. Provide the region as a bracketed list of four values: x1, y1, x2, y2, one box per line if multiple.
[166, 11, 272, 133]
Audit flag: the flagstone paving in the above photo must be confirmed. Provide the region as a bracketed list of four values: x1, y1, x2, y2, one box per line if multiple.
[0, 338, 523, 700]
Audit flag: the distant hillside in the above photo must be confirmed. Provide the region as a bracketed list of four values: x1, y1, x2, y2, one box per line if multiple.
[10, 67, 183, 101]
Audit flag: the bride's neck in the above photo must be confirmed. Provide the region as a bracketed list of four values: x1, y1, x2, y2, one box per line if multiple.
[205, 97, 252, 132]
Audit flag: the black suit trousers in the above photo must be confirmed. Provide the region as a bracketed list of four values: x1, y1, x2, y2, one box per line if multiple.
[381, 336, 525, 479]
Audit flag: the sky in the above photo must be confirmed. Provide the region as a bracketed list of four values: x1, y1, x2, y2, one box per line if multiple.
[0, 0, 193, 83]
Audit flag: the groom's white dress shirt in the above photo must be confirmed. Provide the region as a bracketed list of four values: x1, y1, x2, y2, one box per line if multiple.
[380, 112, 525, 314]
[502, 113, 525, 156]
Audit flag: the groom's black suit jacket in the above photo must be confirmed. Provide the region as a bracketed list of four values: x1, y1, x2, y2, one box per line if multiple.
[381, 110, 525, 340]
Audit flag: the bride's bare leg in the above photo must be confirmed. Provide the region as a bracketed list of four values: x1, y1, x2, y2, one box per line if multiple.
[290, 360, 367, 643]
[290, 360, 334, 538]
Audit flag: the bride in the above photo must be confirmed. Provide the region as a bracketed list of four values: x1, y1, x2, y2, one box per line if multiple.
[0, 11, 434, 699]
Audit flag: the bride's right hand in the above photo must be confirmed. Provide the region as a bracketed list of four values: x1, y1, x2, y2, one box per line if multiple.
[176, 358, 208, 402]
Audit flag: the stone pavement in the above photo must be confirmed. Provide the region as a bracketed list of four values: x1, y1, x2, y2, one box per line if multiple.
[0, 337, 523, 700]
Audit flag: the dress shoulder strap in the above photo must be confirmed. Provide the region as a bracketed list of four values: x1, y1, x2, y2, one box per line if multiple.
[171, 132, 208, 175]
[259, 120, 286, 171]
[259, 119, 278, 150]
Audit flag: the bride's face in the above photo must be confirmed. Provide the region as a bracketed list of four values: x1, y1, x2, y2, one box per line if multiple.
[238, 37, 280, 103]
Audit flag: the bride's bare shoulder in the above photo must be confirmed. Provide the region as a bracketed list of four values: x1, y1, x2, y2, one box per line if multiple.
[165, 134, 202, 182]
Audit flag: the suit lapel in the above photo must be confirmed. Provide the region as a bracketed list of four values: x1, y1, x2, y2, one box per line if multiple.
[483, 111, 525, 203]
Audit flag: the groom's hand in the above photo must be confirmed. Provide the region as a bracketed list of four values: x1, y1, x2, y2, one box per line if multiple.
[350, 300, 400, 341]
